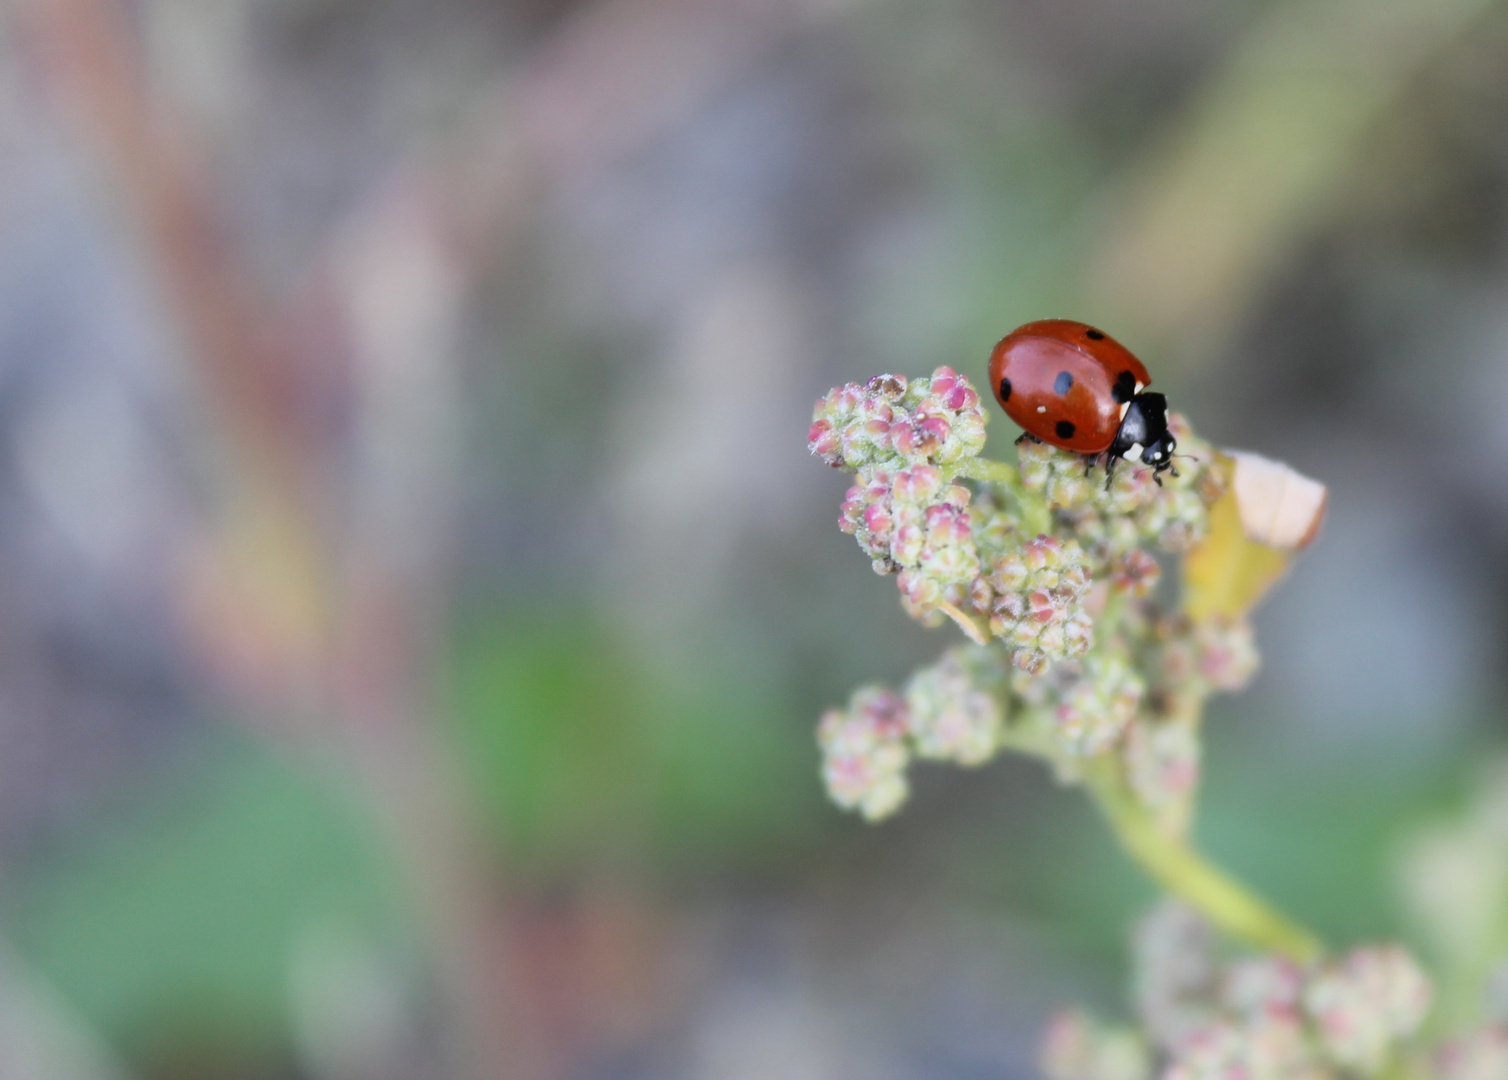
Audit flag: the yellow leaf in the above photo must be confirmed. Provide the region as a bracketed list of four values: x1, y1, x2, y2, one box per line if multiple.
[1183, 470, 1292, 621]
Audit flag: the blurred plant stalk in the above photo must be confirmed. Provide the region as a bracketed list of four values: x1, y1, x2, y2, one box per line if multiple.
[14, 0, 545, 1075]
[14, 0, 853, 1073]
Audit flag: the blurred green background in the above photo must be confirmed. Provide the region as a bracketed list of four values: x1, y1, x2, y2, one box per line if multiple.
[1, 0, 1507, 1076]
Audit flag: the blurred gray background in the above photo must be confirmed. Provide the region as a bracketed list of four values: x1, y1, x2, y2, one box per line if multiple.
[0, 0, 1506, 1077]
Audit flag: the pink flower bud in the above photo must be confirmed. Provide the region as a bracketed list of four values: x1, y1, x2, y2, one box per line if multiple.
[1112, 549, 1162, 597]
[1013, 648, 1049, 676]
[892, 524, 925, 565]
[1127, 720, 1200, 809]
[807, 419, 840, 462]
[1195, 618, 1259, 692]
[917, 414, 952, 446]
[893, 465, 942, 504]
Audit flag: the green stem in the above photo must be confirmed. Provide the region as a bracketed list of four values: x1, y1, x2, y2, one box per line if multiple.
[1083, 758, 1323, 962]
[951, 456, 1021, 489]
[950, 457, 1052, 536]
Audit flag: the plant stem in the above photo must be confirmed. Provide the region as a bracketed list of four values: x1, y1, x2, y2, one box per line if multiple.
[1083, 758, 1323, 962]
[950, 457, 1052, 536]
[951, 456, 1021, 488]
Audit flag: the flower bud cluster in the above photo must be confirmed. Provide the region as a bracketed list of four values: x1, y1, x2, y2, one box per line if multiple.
[1111, 548, 1163, 598]
[904, 646, 1007, 765]
[1010, 652, 1146, 761]
[1056, 654, 1144, 756]
[972, 534, 1095, 674]
[817, 686, 910, 822]
[1149, 615, 1260, 722]
[838, 465, 980, 623]
[809, 367, 988, 472]
[1435, 1026, 1508, 1080]
[1125, 720, 1200, 810]
[1134, 900, 1220, 1050]
[1164, 1014, 1323, 1080]
[817, 647, 1008, 820]
[968, 489, 1022, 560]
[810, 369, 1240, 817]
[1016, 416, 1223, 568]
[1042, 1011, 1152, 1080]
[1304, 946, 1433, 1074]
[1131, 904, 1432, 1080]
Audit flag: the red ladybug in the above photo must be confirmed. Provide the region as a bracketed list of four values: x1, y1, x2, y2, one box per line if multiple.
[988, 319, 1176, 480]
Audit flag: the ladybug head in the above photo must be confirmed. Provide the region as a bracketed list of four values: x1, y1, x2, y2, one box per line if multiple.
[1111, 392, 1176, 475]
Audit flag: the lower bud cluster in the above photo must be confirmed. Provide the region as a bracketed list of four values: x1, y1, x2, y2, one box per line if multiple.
[817, 647, 1008, 821]
[1037, 903, 1435, 1080]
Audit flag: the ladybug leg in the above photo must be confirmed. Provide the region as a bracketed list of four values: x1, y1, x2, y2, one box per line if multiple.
[1102, 455, 1118, 491]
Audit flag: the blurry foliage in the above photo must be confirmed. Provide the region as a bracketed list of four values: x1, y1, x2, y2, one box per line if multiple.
[1194, 721, 1472, 948]
[442, 614, 823, 879]
[3, 738, 408, 1067]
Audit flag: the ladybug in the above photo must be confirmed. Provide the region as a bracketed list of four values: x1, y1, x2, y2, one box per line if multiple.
[987, 319, 1176, 482]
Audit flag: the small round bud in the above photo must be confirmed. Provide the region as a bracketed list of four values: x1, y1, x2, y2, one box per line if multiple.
[1111, 549, 1162, 597]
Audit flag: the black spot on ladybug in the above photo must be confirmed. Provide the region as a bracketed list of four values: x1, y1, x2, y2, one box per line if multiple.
[1085, 329, 1105, 340]
[998, 378, 1012, 402]
[1112, 370, 1135, 404]
[1055, 420, 1076, 440]
[1053, 371, 1074, 395]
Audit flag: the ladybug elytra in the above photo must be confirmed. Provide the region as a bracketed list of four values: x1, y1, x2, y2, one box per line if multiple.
[987, 319, 1176, 481]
